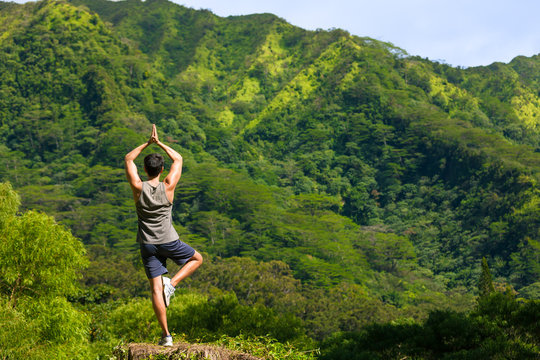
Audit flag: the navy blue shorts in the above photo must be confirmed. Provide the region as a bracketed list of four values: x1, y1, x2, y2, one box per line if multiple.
[140, 239, 196, 279]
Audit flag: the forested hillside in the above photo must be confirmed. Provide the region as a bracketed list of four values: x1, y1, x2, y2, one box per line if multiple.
[0, 0, 539, 358]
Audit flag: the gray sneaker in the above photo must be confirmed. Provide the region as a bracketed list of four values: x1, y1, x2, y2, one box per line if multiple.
[158, 335, 173, 346]
[162, 276, 175, 307]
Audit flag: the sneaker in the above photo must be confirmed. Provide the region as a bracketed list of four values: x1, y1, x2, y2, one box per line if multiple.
[158, 334, 173, 347]
[162, 276, 175, 307]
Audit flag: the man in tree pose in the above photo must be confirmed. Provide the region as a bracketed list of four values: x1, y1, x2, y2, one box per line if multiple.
[125, 124, 203, 346]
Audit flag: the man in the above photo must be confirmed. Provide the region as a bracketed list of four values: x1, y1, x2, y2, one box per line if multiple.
[125, 124, 203, 346]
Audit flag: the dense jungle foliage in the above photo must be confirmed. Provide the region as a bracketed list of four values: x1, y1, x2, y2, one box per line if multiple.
[0, 0, 539, 358]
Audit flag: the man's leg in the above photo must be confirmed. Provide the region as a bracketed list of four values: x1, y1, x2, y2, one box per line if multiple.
[170, 251, 203, 287]
[149, 276, 170, 337]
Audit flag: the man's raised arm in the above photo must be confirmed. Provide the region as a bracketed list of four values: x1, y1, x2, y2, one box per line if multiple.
[152, 127, 183, 191]
[125, 129, 154, 200]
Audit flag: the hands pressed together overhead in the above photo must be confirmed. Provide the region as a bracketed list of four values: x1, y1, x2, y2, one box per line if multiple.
[145, 125, 181, 165]
[149, 124, 159, 144]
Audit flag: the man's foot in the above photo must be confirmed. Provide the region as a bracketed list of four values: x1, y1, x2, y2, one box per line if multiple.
[158, 334, 173, 347]
[162, 276, 175, 307]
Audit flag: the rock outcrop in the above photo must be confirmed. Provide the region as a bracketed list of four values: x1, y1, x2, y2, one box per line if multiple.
[114, 342, 261, 360]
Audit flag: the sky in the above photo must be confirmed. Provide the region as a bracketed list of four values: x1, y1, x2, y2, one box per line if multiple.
[173, 0, 540, 68]
[8, 0, 540, 68]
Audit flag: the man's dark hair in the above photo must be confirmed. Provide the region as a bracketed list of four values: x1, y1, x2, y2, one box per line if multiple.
[144, 153, 164, 178]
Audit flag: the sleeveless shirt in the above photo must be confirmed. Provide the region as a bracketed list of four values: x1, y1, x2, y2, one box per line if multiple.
[136, 182, 179, 244]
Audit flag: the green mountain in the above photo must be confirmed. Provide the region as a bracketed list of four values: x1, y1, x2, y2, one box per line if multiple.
[0, 0, 539, 357]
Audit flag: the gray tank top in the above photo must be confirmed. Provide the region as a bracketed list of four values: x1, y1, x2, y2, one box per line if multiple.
[136, 182, 179, 244]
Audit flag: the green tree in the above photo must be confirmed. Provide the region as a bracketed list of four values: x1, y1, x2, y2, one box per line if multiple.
[0, 182, 19, 227]
[0, 182, 91, 358]
[478, 257, 495, 298]
[0, 207, 88, 306]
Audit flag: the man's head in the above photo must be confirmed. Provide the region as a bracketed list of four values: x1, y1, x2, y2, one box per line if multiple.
[144, 153, 164, 178]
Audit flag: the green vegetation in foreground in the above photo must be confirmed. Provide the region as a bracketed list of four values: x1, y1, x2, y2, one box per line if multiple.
[2, 182, 538, 359]
[0, 0, 539, 358]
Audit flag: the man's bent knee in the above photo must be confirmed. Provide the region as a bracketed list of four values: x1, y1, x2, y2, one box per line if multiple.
[192, 251, 203, 265]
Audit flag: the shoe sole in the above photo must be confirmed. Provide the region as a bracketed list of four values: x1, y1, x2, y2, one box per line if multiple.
[162, 277, 175, 307]
[162, 277, 170, 307]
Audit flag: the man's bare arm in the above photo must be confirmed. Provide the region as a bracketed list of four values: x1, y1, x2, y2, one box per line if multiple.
[125, 133, 153, 201]
[157, 140, 182, 189]
[152, 127, 183, 194]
